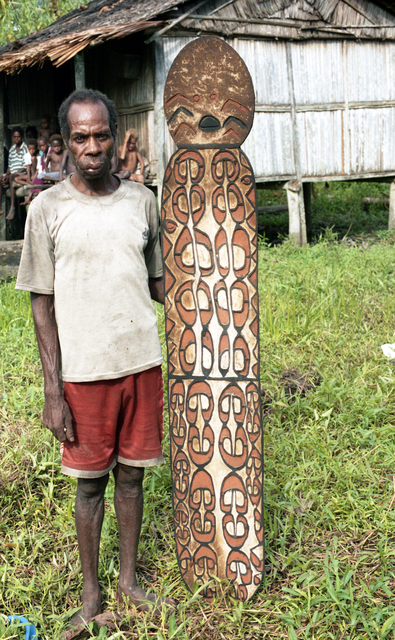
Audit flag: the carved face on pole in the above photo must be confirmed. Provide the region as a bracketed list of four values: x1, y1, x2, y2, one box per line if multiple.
[164, 37, 255, 148]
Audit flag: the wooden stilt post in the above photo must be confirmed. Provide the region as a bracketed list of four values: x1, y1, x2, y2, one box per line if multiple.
[303, 182, 312, 242]
[74, 52, 85, 90]
[0, 74, 5, 242]
[153, 40, 167, 204]
[284, 179, 307, 247]
[389, 179, 395, 231]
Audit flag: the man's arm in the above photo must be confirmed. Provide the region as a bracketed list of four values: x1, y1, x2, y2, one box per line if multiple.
[149, 276, 164, 305]
[30, 292, 74, 442]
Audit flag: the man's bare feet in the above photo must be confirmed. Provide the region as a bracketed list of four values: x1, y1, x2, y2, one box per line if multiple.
[62, 588, 102, 638]
[61, 612, 122, 640]
[6, 207, 15, 220]
[116, 585, 176, 616]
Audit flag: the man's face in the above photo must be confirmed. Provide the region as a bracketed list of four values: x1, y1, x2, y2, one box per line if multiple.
[52, 141, 62, 154]
[12, 132, 22, 146]
[66, 101, 114, 181]
[28, 144, 37, 156]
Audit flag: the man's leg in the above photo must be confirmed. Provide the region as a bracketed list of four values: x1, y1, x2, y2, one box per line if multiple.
[70, 474, 109, 625]
[113, 463, 145, 602]
[114, 463, 174, 612]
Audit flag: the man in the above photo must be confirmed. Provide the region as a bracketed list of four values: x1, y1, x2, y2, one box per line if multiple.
[16, 89, 174, 630]
[0, 126, 28, 219]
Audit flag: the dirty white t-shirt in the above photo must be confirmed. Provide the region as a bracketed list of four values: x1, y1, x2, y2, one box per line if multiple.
[16, 177, 163, 382]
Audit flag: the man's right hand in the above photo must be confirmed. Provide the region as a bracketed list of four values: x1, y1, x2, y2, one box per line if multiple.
[43, 393, 74, 442]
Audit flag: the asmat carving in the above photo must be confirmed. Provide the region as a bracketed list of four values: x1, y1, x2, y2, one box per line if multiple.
[161, 36, 264, 602]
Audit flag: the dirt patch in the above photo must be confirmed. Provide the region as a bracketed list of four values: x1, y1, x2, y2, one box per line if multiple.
[0, 240, 23, 279]
[262, 368, 322, 415]
[279, 368, 322, 399]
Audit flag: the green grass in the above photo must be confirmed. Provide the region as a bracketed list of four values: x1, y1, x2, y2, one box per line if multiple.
[257, 181, 391, 243]
[3, 229, 395, 637]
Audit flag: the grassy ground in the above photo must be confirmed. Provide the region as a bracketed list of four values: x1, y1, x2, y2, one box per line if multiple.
[2, 187, 395, 638]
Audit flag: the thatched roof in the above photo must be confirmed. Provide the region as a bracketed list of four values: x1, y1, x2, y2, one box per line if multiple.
[0, 0, 181, 73]
[0, 0, 395, 75]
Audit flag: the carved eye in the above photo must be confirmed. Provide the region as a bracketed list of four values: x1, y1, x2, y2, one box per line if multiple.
[210, 93, 217, 102]
[193, 94, 200, 102]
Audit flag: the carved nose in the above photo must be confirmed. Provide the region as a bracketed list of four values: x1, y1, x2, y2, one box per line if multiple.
[199, 115, 221, 132]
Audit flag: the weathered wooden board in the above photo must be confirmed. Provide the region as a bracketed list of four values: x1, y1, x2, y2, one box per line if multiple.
[161, 36, 264, 602]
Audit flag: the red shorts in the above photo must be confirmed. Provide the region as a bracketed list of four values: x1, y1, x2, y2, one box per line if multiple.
[61, 366, 164, 478]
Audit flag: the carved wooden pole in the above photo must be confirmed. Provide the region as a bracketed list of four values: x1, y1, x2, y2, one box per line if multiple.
[161, 37, 264, 602]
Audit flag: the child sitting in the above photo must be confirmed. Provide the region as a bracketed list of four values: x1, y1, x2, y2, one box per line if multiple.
[14, 139, 39, 186]
[118, 128, 145, 184]
[21, 136, 51, 206]
[38, 134, 66, 181]
[38, 135, 51, 166]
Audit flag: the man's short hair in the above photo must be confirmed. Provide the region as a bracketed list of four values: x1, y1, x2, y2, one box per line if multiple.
[12, 126, 23, 136]
[58, 89, 117, 142]
[26, 138, 38, 148]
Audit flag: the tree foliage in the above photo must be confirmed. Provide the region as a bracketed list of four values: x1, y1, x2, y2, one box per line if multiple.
[0, 0, 83, 45]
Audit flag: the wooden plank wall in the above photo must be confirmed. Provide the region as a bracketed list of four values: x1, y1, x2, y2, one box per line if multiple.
[85, 36, 156, 177]
[6, 65, 56, 132]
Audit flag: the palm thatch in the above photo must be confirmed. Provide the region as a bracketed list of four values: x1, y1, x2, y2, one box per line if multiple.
[0, 0, 180, 73]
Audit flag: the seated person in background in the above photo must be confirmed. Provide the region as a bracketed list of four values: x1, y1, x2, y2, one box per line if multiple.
[14, 138, 39, 186]
[0, 127, 28, 219]
[58, 145, 77, 181]
[110, 151, 130, 181]
[37, 135, 51, 166]
[21, 136, 51, 206]
[38, 114, 53, 141]
[118, 128, 145, 184]
[38, 134, 65, 181]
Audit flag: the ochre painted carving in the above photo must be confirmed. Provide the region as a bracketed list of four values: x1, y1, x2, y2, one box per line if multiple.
[162, 36, 264, 602]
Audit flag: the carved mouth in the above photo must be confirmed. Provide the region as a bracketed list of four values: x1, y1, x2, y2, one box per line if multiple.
[199, 115, 221, 132]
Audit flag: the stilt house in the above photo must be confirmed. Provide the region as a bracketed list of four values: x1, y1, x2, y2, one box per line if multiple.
[0, 0, 395, 244]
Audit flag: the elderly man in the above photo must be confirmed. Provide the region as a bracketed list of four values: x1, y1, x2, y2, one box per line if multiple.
[16, 89, 174, 629]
